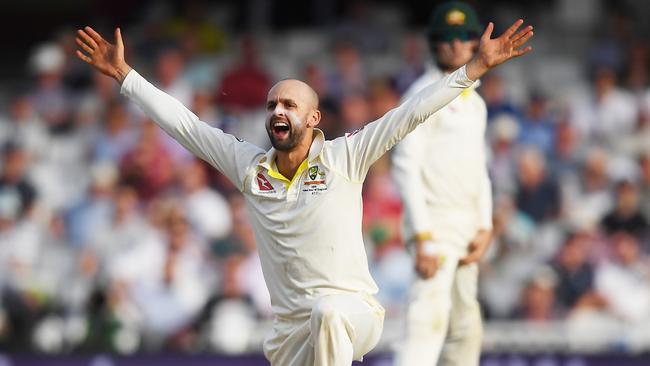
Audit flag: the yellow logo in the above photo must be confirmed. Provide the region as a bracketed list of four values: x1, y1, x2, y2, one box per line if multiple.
[446, 9, 466, 26]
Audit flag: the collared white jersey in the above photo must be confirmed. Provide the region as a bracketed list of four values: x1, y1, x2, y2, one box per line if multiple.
[392, 67, 492, 246]
[121, 66, 475, 318]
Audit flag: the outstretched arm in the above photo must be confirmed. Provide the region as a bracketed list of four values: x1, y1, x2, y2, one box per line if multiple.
[327, 19, 533, 182]
[75, 27, 263, 191]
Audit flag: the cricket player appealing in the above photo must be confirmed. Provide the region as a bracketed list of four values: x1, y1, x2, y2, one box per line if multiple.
[74, 18, 531, 365]
[392, 2, 499, 365]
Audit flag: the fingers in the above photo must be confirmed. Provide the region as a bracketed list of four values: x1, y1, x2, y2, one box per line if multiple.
[512, 29, 534, 49]
[77, 29, 98, 49]
[115, 27, 124, 50]
[512, 46, 533, 58]
[459, 251, 479, 265]
[84, 26, 105, 45]
[512, 25, 533, 43]
[75, 37, 94, 55]
[503, 19, 524, 39]
[75, 50, 92, 64]
[459, 242, 478, 265]
[459, 256, 475, 266]
[481, 22, 494, 41]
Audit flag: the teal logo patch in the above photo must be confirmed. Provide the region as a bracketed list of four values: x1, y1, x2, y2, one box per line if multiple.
[308, 166, 318, 180]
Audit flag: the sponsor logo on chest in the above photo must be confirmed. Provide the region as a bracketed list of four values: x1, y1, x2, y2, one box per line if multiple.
[255, 172, 276, 193]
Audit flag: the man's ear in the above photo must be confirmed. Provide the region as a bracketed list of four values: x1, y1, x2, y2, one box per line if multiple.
[307, 109, 321, 128]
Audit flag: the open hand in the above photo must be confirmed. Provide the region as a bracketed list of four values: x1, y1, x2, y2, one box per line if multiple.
[466, 19, 533, 80]
[75, 26, 131, 83]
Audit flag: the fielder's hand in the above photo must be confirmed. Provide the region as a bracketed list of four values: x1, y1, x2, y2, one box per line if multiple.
[75, 26, 132, 84]
[466, 19, 533, 80]
[414, 240, 441, 279]
[459, 229, 492, 266]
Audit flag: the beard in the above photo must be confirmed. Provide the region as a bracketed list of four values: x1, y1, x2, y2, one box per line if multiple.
[266, 114, 307, 151]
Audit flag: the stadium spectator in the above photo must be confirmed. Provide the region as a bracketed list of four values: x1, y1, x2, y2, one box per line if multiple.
[108, 206, 214, 346]
[29, 42, 71, 131]
[480, 73, 521, 122]
[549, 121, 580, 181]
[215, 37, 271, 112]
[515, 267, 559, 322]
[517, 92, 555, 156]
[0, 144, 37, 220]
[640, 154, 650, 226]
[551, 232, 597, 314]
[0, 96, 48, 160]
[569, 66, 637, 149]
[563, 148, 613, 230]
[600, 181, 648, 239]
[515, 148, 561, 223]
[488, 114, 520, 197]
[595, 233, 650, 322]
[120, 121, 175, 201]
[327, 42, 367, 102]
[92, 101, 137, 163]
[179, 159, 232, 244]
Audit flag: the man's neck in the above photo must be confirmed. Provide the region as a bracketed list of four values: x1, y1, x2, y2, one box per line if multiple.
[275, 136, 313, 180]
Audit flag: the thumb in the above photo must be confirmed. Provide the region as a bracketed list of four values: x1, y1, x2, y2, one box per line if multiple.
[115, 27, 124, 52]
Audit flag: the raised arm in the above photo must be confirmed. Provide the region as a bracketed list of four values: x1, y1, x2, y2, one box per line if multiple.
[75, 27, 263, 190]
[325, 20, 533, 182]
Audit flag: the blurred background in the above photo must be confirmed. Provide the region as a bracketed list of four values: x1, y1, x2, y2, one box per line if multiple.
[0, 0, 649, 364]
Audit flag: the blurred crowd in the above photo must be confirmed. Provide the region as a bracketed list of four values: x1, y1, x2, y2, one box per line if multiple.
[0, 0, 649, 355]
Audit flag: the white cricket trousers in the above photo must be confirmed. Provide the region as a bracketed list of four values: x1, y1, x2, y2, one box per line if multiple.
[264, 293, 385, 366]
[395, 246, 482, 366]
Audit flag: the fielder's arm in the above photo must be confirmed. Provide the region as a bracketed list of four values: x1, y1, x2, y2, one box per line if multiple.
[391, 126, 434, 244]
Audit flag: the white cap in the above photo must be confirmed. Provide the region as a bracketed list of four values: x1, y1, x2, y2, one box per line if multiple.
[30, 42, 66, 74]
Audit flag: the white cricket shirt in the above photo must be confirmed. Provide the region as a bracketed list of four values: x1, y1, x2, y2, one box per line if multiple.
[120, 66, 475, 318]
[392, 66, 493, 247]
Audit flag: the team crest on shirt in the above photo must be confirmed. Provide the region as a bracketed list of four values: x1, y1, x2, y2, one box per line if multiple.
[308, 166, 318, 180]
[303, 165, 327, 195]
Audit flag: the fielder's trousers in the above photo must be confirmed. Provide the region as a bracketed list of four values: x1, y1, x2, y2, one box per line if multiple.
[395, 244, 483, 366]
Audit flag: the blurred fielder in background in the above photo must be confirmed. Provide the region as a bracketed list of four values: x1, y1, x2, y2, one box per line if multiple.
[392, 2, 496, 365]
[73, 15, 531, 365]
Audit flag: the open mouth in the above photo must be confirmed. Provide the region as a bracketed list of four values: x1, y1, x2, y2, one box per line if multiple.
[272, 120, 291, 139]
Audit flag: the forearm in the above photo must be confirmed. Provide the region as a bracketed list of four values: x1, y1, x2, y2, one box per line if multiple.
[120, 69, 221, 167]
[120, 69, 201, 140]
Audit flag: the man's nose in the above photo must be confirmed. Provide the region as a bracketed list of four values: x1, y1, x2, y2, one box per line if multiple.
[274, 105, 286, 117]
[451, 38, 462, 50]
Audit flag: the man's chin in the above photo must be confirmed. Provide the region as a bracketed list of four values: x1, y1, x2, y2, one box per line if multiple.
[270, 138, 295, 152]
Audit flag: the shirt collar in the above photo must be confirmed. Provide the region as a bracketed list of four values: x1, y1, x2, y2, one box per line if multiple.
[257, 128, 325, 170]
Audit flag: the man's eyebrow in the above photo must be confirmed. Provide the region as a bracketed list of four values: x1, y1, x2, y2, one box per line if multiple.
[284, 98, 298, 106]
[266, 98, 297, 106]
